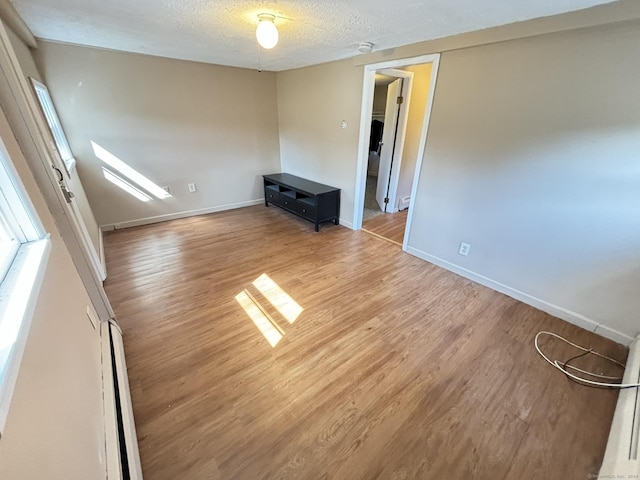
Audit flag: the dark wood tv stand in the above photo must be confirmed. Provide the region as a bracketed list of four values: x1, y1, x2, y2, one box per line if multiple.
[263, 173, 340, 232]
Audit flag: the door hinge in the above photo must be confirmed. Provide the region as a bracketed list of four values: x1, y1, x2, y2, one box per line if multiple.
[397, 96, 404, 105]
[384, 197, 389, 204]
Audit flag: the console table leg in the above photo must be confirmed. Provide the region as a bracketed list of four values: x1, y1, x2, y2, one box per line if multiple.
[315, 223, 319, 232]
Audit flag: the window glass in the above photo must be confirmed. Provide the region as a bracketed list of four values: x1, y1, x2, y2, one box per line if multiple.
[31, 79, 75, 173]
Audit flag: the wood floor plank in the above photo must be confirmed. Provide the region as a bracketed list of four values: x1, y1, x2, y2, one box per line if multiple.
[362, 209, 408, 245]
[103, 205, 626, 480]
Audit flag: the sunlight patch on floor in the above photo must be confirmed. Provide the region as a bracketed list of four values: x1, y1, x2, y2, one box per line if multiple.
[235, 290, 283, 347]
[236, 273, 304, 347]
[253, 273, 303, 324]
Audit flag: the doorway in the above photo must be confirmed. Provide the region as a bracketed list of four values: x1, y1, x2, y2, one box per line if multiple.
[353, 54, 440, 250]
[362, 69, 411, 246]
[364, 70, 411, 218]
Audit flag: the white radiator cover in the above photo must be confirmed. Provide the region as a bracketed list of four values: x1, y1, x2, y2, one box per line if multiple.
[599, 337, 640, 477]
[398, 196, 411, 211]
[101, 321, 143, 479]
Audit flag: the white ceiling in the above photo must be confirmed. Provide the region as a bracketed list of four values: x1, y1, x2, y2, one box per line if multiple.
[10, 0, 618, 72]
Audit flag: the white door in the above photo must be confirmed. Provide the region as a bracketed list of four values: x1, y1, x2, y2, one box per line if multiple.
[48, 143, 106, 282]
[376, 78, 403, 212]
[0, 22, 114, 321]
[31, 78, 105, 282]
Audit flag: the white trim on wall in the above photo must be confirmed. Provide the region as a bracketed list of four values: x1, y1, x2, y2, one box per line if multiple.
[100, 199, 264, 231]
[98, 229, 106, 278]
[406, 245, 634, 346]
[338, 218, 353, 230]
[353, 53, 441, 233]
[101, 200, 355, 232]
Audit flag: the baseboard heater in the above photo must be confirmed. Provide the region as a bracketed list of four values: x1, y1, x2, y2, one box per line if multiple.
[600, 336, 640, 477]
[398, 196, 411, 211]
[102, 321, 143, 479]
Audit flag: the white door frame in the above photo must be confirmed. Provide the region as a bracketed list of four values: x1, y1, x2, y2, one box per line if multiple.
[353, 53, 441, 251]
[376, 68, 413, 214]
[0, 20, 114, 321]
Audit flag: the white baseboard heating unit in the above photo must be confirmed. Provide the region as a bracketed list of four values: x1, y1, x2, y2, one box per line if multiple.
[102, 320, 143, 480]
[398, 196, 411, 211]
[599, 336, 640, 477]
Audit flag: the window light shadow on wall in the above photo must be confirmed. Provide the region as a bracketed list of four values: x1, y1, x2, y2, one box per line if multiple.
[91, 141, 171, 200]
[235, 274, 304, 347]
[102, 167, 151, 202]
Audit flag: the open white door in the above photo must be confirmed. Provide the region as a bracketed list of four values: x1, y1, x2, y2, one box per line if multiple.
[0, 20, 113, 321]
[30, 79, 105, 281]
[375, 78, 402, 211]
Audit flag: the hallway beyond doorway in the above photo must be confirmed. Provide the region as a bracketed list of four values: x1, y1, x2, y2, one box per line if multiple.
[362, 209, 408, 246]
[363, 174, 383, 221]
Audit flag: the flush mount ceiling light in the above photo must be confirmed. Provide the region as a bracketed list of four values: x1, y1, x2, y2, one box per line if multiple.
[256, 13, 278, 49]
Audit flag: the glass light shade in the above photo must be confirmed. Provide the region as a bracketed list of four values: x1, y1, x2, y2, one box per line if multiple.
[256, 15, 278, 49]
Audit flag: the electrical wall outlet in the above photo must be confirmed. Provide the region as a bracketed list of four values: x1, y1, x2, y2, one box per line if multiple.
[458, 242, 470, 256]
[188, 183, 197, 193]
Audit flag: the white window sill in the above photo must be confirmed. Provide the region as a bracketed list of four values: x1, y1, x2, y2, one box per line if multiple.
[0, 236, 51, 437]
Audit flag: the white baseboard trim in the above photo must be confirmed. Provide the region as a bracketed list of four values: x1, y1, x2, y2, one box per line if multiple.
[594, 324, 636, 347]
[339, 218, 354, 230]
[405, 246, 634, 346]
[100, 199, 264, 231]
[98, 228, 106, 279]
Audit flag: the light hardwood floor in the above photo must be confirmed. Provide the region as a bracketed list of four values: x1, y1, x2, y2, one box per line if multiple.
[362, 209, 408, 245]
[104, 205, 626, 480]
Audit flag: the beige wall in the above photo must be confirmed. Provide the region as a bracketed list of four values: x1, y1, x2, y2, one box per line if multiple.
[0, 98, 105, 478]
[33, 42, 281, 228]
[396, 63, 431, 208]
[277, 17, 640, 343]
[406, 19, 640, 343]
[277, 59, 364, 227]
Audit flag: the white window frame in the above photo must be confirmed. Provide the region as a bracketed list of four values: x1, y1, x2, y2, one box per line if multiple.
[30, 78, 75, 174]
[0, 135, 50, 437]
[0, 206, 20, 283]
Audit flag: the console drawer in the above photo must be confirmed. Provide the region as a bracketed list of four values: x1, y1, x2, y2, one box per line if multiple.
[265, 188, 281, 204]
[280, 190, 296, 210]
[296, 198, 316, 219]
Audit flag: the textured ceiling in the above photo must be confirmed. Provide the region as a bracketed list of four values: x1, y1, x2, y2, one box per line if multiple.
[10, 0, 618, 71]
